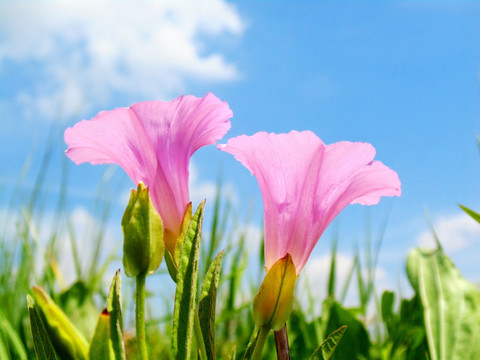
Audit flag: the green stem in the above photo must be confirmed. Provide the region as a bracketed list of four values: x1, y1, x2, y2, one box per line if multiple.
[136, 271, 148, 360]
[194, 311, 208, 360]
[251, 327, 270, 360]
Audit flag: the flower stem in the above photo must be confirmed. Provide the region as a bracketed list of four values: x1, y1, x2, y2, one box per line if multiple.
[136, 271, 148, 360]
[194, 311, 208, 360]
[251, 327, 270, 360]
[274, 324, 290, 360]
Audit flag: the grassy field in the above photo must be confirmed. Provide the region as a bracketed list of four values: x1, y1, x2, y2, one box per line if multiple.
[1, 142, 480, 360]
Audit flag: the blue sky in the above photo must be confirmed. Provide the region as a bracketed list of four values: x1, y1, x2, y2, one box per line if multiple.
[1, 1, 480, 305]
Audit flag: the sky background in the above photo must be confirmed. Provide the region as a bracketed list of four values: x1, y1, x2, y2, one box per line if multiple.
[1, 1, 480, 311]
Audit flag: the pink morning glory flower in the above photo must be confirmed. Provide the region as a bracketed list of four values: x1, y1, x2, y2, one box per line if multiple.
[65, 93, 232, 254]
[219, 130, 401, 274]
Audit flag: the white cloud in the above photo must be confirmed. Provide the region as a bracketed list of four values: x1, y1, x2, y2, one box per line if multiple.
[0, 0, 245, 120]
[297, 252, 389, 316]
[417, 212, 480, 252]
[298, 253, 354, 305]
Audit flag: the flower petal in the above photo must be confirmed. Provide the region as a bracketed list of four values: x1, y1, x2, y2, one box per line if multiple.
[64, 107, 157, 186]
[129, 92, 232, 237]
[65, 93, 232, 254]
[220, 131, 401, 274]
[219, 131, 324, 272]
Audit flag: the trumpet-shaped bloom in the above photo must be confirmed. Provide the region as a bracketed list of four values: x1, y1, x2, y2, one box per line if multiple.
[219, 130, 401, 274]
[65, 93, 232, 253]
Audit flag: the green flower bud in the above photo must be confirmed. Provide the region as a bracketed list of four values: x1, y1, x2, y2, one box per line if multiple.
[253, 254, 297, 331]
[122, 182, 164, 277]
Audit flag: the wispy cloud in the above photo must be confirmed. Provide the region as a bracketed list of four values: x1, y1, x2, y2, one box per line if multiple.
[417, 212, 480, 252]
[0, 0, 245, 120]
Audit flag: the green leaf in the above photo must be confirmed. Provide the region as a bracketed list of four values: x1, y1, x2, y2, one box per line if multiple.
[406, 247, 480, 360]
[32, 286, 89, 360]
[310, 326, 347, 360]
[459, 204, 480, 224]
[198, 250, 224, 360]
[172, 200, 205, 360]
[89, 309, 114, 360]
[106, 270, 125, 360]
[27, 294, 58, 360]
[381, 291, 395, 325]
[322, 298, 370, 360]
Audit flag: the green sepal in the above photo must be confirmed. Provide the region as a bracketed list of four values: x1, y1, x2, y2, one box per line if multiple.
[122, 182, 164, 277]
[310, 326, 347, 360]
[165, 248, 178, 283]
[175, 202, 193, 264]
[164, 201, 193, 283]
[89, 309, 115, 360]
[27, 294, 58, 360]
[32, 286, 89, 360]
[253, 254, 297, 331]
[106, 270, 125, 360]
[198, 250, 224, 360]
[172, 200, 205, 359]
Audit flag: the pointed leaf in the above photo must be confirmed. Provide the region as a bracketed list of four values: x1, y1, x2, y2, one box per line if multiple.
[32, 286, 89, 360]
[310, 326, 347, 360]
[406, 247, 480, 360]
[27, 295, 58, 360]
[172, 201, 205, 359]
[89, 309, 114, 360]
[459, 204, 480, 224]
[106, 270, 125, 360]
[198, 250, 224, 360]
